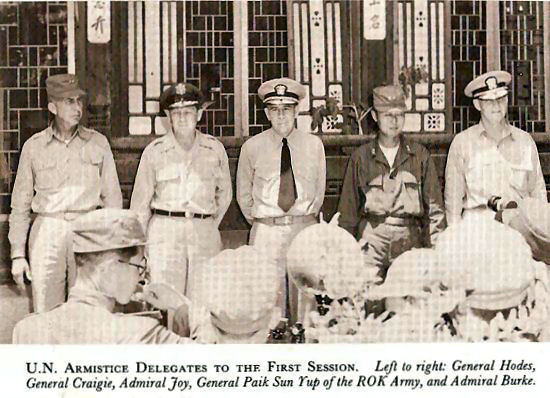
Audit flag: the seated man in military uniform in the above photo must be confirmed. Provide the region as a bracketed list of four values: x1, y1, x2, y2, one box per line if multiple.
[12, 209, 192, 344]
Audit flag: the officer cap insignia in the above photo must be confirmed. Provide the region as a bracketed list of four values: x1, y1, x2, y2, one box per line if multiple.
[485, 77, 498, 91]
[275, 84, 287, 96]
[175, 83, 186, 95]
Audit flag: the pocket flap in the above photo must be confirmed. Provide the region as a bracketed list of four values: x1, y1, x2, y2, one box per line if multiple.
[510, 161, 533, 172]
[255, 165, 279, 181]
[35, 158, 56, 171]
[367, 174, 384, 187]
[157, 164, 180, 181]
[80, 148, 103, 165]
[399, 170, 419, 185]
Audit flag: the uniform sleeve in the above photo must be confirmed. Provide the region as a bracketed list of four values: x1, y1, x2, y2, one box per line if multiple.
[421, 151, 447, 246]
[100, 143, 123, 208]
[121, 316, 192, 344]
[130, 148, 156, 229]
[12, 321, 26, 344]
[236, 143, 255, 224]
[337, 150, 362, 238]
[8, 141, 34, 259]
[444, 138, 466, 225]
[214, 144, 232, 227]
[528, 139, 547, 202]
[310, 139, 326, 215]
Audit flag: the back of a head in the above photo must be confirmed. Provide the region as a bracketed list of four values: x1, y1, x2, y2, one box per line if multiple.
[191, 246, 280, 336]
[435, 217, 534, 310]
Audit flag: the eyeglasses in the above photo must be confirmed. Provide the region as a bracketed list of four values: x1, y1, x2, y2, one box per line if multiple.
[118, 259, 147, 277]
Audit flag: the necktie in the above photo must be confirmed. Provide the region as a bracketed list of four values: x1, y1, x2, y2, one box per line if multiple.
[278, 137, 297, 212]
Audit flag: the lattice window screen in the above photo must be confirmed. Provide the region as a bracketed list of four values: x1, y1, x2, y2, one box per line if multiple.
[397, 0, 446, 133]
[127, 0, 235, 137]
[500, 1, 546, 133]
[291, 0, 344, 134]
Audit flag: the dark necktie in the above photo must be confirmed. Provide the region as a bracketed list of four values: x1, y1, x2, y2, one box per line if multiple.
[278, 137, 297, 212]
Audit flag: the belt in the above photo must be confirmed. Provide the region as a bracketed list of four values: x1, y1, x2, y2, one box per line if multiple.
[255, 214, 316, 226]
[364, 214, 419, 226]
[152, 208, 212, 219]
[38, 210, 90, 221]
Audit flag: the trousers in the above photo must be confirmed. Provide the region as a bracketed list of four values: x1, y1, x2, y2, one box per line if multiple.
[249, 219, 316, 324]
[146, 215, 222, 299]
[28, 216, 76, 313]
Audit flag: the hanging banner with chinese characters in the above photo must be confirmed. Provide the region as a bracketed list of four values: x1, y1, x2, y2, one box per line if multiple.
[363, 0, 386, 40]
[87, 0, 111, 43]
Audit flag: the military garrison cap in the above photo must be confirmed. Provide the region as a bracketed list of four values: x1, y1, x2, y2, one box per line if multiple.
[373, 85, 406, 112]
[464, 70, 511, 100]
[258, 78, 305, 105]
[46, 74, 86, 100]
[72, 209, 146, 253]
[160, 82, 204, 112]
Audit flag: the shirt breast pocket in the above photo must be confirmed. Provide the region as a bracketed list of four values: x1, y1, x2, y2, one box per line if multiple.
[155, 164, 181, 198]
[197, 158, 218, 182]
[400, 171, 422, 215]
[156, 164, 180, 183]
[362, 175, 386, 214]
[80, 149, 103, 185]
[255, 165, 278, 183]
[34, 158, 61, 190]
[465, 155, 490, 194]
[509, 162, 532, 193]
[295, 163, 317, 198]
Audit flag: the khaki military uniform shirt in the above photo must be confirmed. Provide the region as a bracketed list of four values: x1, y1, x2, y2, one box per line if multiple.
[9, 125, 123, 258]
[130, 131, 232, 227]
[12, 288, 191, 344]
[236, 128, 326, 223]
[445, 122, 546, 225]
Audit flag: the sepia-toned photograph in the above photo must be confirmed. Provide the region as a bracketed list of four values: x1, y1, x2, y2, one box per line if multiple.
[1, 0, 550, 352]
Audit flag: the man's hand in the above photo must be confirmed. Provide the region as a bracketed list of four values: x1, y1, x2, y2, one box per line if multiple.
[11, 258, 31, 290]
[137, 283, 189, 311]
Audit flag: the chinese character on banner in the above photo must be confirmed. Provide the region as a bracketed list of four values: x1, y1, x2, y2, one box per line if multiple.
[364, 0, 386, 40]
[87, 1, 111, 43]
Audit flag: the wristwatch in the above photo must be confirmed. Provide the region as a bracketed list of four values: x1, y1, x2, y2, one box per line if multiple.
[487, 196, 502, 212]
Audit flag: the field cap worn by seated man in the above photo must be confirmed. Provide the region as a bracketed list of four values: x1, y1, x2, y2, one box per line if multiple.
[13, 209, 192, 344]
